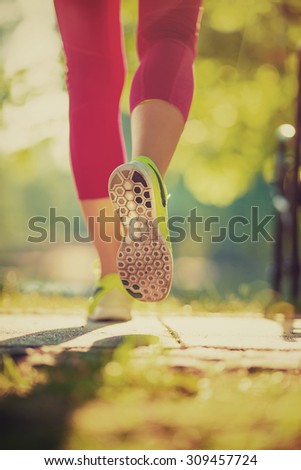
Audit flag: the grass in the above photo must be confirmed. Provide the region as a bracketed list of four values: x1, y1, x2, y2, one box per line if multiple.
[1, 337, 301, 450]
[0, 292, 300, 450]
[0, 291, 87, 312]
[0, 289, 268, 315]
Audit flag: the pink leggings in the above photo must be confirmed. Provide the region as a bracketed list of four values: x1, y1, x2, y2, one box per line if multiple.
[54, 0, 202, 199]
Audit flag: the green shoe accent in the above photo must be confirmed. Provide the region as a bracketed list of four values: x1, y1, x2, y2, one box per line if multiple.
[88, 272, 132, 321]
[108, 156, 173, 302]
[132, 156, 171, 249]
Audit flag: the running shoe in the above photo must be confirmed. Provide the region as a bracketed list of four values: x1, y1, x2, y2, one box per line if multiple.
[88, 272, 132, 321]
[108, 155, 173, 302]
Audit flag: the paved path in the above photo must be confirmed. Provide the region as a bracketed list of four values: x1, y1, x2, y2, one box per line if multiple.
[1, 312, 301, 370]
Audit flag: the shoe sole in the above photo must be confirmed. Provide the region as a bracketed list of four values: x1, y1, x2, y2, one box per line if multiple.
[108, 163, 172, 302]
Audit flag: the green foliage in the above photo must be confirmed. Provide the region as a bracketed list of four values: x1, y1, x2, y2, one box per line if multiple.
[100, 339, 199, 400]
[0, 355, 43, 397]
[0, 291, 87, 310]
[1, 341, 301, 449]
[177, 0, 300, 206]
[70, 367, 301, 450]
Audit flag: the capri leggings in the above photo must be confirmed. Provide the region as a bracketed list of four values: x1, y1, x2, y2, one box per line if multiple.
[54, 0, 202, 199]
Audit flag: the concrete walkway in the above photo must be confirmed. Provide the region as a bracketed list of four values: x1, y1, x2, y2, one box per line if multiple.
[1, 311, 301, 370]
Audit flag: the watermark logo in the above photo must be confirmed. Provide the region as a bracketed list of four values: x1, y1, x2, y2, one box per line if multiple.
[27, 206, 275, 244]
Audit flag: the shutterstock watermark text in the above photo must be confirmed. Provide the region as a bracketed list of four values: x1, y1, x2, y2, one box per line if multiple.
[27, 206, 275, 244]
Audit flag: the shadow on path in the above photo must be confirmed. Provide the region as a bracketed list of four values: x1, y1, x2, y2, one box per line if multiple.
[0, 321, 104, 348]
[0, 324, 160, 449]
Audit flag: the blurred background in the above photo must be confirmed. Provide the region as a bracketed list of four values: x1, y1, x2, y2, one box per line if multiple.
[0, 0, 301, 304]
